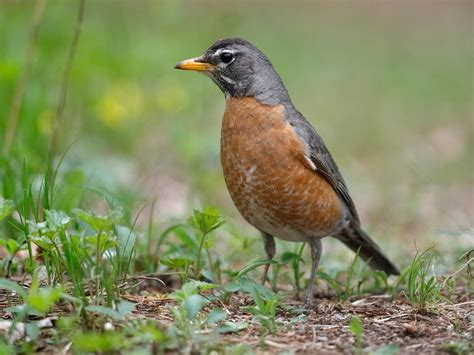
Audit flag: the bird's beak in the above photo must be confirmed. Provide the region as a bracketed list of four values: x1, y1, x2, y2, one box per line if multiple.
[174, 56, 215, 72]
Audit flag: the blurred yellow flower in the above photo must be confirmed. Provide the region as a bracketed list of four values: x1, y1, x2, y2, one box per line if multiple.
[155, 82, 189, 114]
[38, 109, 54, 135]
[96, 83, 144, 128]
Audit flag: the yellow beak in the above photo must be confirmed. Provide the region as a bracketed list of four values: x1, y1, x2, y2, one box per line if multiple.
[174, 57, 215, 72]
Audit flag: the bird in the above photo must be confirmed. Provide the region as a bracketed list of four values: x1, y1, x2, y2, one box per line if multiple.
[175, 37, 399, 306]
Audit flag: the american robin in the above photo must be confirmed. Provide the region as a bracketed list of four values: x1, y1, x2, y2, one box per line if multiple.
[175, 38, 399, 306]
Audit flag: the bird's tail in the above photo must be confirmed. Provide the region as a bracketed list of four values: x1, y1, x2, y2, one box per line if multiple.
[336, 222, 400, 275]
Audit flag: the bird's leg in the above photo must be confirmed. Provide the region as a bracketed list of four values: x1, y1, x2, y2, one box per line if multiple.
[261, 232, 276, 285]
[304, 238, 322, 307]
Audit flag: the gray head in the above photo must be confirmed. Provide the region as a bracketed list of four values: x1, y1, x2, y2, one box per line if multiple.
[175, 38, 291, 105]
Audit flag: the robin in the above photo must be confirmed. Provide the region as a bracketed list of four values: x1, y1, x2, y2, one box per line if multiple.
[175, 38, 399, 306]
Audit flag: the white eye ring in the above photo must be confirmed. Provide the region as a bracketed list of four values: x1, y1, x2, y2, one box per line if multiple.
[215, 49, 236, 65]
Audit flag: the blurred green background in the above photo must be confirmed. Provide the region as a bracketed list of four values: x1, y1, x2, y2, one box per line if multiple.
[1, 0, 472, 263]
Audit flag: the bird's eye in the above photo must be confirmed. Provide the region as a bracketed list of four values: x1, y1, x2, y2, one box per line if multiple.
[220, 52, 234, 64]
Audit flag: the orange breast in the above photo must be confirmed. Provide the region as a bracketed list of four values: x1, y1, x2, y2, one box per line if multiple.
[220, 97, 345, 241]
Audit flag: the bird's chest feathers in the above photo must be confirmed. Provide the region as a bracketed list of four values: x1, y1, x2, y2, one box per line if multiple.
[220, 97, 344, 239]
[221, 97, 305, 165]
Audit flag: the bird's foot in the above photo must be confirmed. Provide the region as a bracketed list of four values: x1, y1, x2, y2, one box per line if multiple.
[288, 298, 314, 315]
[303, 297, 314, 309]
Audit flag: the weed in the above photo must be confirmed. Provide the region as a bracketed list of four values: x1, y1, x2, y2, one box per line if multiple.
[400, 249, 443, 311]
[348, 315, 363, 355]
[372, 344, 400, 355]
[0, 274, 65, 343]
[159, 209, 225, 284]
[220, 260, 276, 304]
[280, 242, 306, 293]
[317, 249, 391, 303]
[167, 280, 222, 351]
[0, 200, 23, 276]
[439, 341, 472, 355]
[243, 286, 281, 333]
[188, 208, 225, 281]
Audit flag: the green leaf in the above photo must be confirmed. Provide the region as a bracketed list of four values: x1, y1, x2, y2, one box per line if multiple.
[73, 332, 124, 352]
[184, 294, 209, 319]
[0, 339, 14, 355]
[0, 199, 14, 221]
[45, 210, 71, 231]
[348, 316, 363, 337]
[27, 282, 62, 314]
[224, 281, 241, 293]
[85, 301, 135, 321]
[116, 225, 137, 258]
[280, 252, 303, 264]
[5, 304, 42, 316]
[85, 231, 118, 253]
[203, 234, 215, 249]
[235, 259, 278, 280]
[85, 305, 123, 321]
[188, 209, 225, 235]
[60, 292, 84, 308]
[116, 300, 135, 317]
[373, 344, 400, 355]
[205, 308, 227, 324]
[173, 280, 217, 300]
[0, 278, 27, 300]
[217, 321, 248, 334]
[173, 226, 199, 249]
[73, 208, 123, 231]
[250, 286, 266, 311]
[201, 269, 215, 283]
[26, 323, 40, 341]
[224, 276, 274, 299]
[6, 239, 20, 254]
[160, 256, 193, 271]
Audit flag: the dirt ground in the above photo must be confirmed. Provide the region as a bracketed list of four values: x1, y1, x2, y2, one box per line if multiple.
[1, 280, 472, 354]
[122, 283, 473, 354]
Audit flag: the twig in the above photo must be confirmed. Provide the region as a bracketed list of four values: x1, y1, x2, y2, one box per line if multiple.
[374, 313, 412, 322]
[264, 339, 290, 349]
[443, 300, 474, 309]
[125, 275, 166, 286]
[442, 256, 474, 287]
[312, 324, 340, 329]
[49, 0, 85, 156]
[215, 297, 232, 315]
[3, 0, 47, 155]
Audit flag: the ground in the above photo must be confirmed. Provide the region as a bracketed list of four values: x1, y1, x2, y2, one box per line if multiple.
[1, 275, 472, 354]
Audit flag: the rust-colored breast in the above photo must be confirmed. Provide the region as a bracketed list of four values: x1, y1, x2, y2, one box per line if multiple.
[220, 97, 345, 241]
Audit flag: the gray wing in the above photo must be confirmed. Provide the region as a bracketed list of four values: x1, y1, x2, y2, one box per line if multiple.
[288, 111, 361, 223]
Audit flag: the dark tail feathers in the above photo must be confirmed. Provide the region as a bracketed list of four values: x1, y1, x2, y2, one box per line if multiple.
[336, 222, 400, 275]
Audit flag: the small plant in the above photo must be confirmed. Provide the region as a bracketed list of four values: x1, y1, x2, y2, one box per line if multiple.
[402, 249, 442, 311]
[188, 208, 225, 281]
[167, 280, 223, 351]
[317, 250, 362, 303]
[0, 275, 66, 343]
[348, 315, 363, 355]
[280, 242, 306, 293]
[372, 344, 400, 355]
[242, 285, 281, 334]
[160, 209, 225, 284]
[220, 259, 277, 304]
[318, 250, 390, 303]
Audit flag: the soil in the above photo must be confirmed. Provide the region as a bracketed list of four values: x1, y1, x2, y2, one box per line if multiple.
[124, 287, 473, 354]
[1, 278, 472, 354]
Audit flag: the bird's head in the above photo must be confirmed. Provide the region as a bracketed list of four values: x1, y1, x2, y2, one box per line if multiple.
[175, 37, 290, 105]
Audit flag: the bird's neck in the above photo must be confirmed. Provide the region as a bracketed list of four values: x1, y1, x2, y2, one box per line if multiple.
[247, 73, 291, 106]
